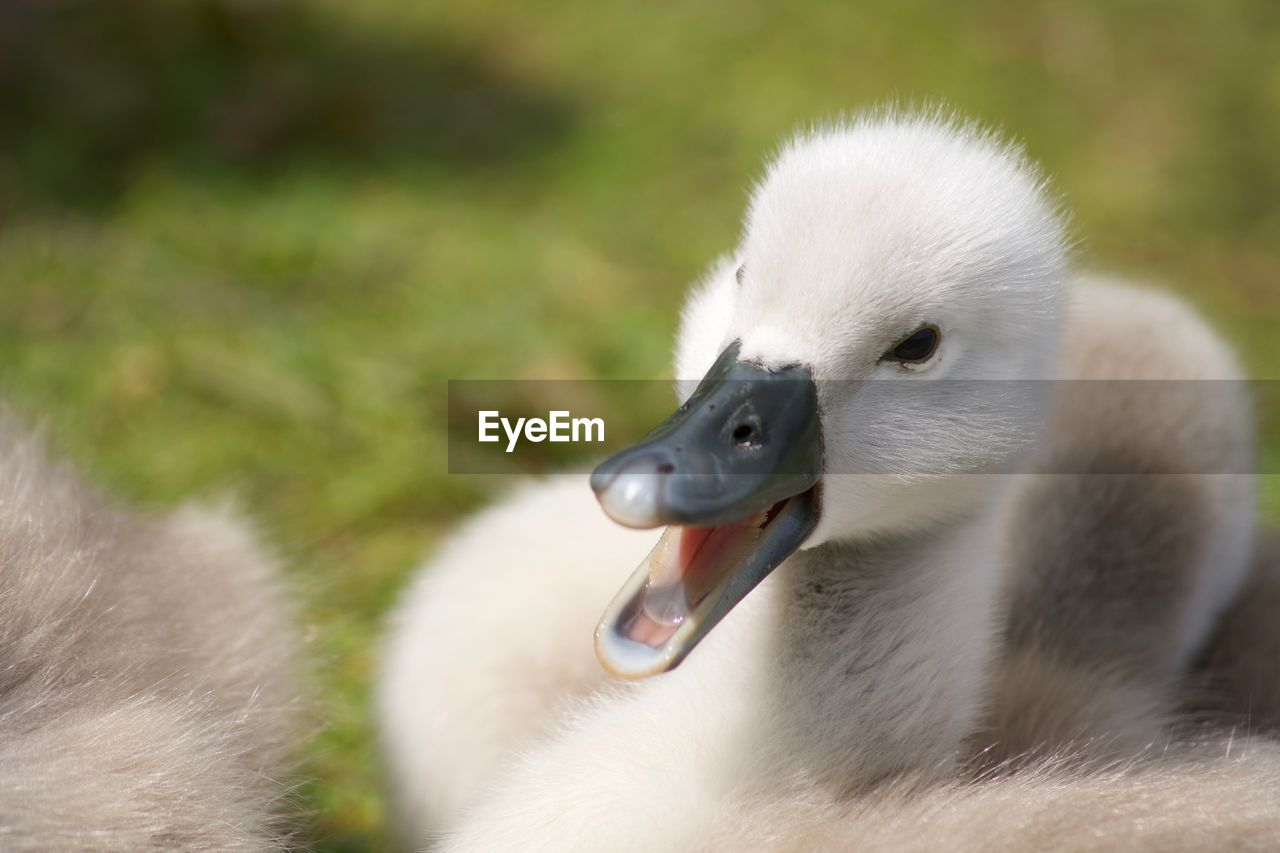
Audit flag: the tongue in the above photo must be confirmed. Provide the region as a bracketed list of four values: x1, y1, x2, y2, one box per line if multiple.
[678, 525, 716, 574]
[636, 514, 765, 637]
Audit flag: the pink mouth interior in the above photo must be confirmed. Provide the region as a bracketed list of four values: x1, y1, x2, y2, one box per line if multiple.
[619, 499, 789, 648]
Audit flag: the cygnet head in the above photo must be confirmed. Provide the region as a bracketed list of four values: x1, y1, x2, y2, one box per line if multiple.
[591, 112, 1069, 678]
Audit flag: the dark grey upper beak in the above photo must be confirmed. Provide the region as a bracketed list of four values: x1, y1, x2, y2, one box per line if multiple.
[590, 342, 825, 677]
[590, 342, 823, 529]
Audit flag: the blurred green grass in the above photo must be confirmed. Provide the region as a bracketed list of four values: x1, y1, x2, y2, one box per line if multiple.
[1, 0, 1278, 848]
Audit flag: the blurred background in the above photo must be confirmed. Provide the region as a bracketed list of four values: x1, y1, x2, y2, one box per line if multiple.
[1, 0, 1278, 847]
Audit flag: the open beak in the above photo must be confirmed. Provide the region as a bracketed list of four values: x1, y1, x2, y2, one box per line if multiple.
[590, 342, 823, 678]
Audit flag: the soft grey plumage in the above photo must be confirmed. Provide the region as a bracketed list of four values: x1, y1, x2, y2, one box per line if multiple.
[1193, 530, 1280, 733]
[978, 279, 1255, 768]
[0, 414, 300, 850]
[694, 739, 1280, 852]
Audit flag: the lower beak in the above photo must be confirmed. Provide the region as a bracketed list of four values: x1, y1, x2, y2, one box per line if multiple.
[590, 343, 823, 678]
[594, 485, 819, 678]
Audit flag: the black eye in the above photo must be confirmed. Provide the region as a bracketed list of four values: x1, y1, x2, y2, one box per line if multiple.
[735, 264, 746, 285]
[884, 326, 940, 364]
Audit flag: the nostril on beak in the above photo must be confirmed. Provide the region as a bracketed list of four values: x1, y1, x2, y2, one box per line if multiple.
[656, 462, 675, 474]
